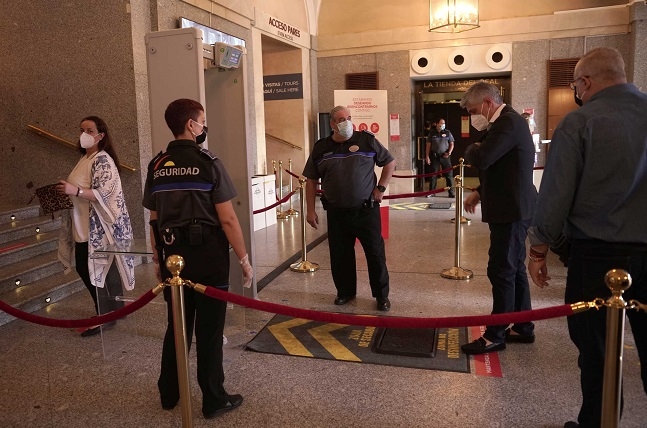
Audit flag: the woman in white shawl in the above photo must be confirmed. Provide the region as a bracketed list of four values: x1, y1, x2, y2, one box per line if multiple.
[56, 116, 135, 337]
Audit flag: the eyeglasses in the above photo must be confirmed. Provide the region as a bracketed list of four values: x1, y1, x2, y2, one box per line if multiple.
[569, 76, 589, 90]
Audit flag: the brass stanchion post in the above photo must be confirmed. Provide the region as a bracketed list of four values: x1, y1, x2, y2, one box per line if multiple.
[441, 175, 473, 280]
[285, 159, 299, 217]
[276, 160, 288, 220]
[451, 158, 471, 225]
[601, 269, 632, 428]
[166, 255, 193, 428]
[290, 178, 319, 272]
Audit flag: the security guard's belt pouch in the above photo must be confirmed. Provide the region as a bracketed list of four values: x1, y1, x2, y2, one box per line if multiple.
[189, 223, 203, 246]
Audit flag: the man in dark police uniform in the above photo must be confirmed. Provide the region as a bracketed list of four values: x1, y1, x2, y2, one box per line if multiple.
[303, 105, 395, 312]
[142, 98, 253, 419]
[425, 117, 455, 198]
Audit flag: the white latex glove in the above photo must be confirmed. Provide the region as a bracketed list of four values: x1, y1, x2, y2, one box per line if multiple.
[240, 254, 253, 288]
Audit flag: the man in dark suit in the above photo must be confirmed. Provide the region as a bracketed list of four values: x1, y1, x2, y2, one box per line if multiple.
[459, 81, 538, 355]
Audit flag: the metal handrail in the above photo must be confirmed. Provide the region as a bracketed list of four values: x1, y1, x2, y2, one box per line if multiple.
[27, 124, 137, 172]
[265, 133, 302, 150]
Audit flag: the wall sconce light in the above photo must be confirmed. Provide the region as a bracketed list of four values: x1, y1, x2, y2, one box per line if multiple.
[10, 214, 16, 221]
[15, 279, 21, 287]
[35, 227, 41, 233]
[429, 0, 479, 33]
[45, 296, 51, 303]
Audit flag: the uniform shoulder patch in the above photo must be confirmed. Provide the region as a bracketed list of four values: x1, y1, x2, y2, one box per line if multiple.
[199, 147, 217, 160]
[149, 151, 165, 167]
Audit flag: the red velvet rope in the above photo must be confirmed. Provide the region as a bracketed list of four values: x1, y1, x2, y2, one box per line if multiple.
[383, 187, 447, 199]
[0, 282, 581, 330]
[392, 166, 454, 179]
[199, 286, 576, 328]
[253, 190, 297, 214]
[0, 288, 159, 328]
[284, 168, 301, 179]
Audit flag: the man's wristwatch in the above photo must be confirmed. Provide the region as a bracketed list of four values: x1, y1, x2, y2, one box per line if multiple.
[376, 185, 386, 193]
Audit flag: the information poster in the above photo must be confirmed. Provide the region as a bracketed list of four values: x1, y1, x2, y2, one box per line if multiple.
[334, 90, 389, 149]
[389, 114, 400, 141]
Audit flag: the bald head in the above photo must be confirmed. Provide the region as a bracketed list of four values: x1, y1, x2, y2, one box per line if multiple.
[578, 47, 626, 82]
[573, 47, 627, 104]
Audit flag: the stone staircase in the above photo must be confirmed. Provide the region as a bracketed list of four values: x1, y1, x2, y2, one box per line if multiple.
[0, 205, 85, 326]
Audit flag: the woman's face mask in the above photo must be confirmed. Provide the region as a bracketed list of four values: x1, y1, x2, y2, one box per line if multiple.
[80, 132, 98, 149]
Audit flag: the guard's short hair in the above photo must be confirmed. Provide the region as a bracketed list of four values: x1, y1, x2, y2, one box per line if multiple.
[165, 99, 204, 138]
[329, 105, 349, 122]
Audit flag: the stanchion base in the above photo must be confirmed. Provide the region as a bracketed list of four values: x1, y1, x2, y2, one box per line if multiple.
[450, 216, 472, 225]
[276, 211, 290, 220]
[285, 209, 299, 216]
[290, 260, 319, 272]
[441, 266, 473, 280]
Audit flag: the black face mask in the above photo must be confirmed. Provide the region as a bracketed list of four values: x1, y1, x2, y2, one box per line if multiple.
[195, 126, 208, 144]
[573, 89, 583, 107]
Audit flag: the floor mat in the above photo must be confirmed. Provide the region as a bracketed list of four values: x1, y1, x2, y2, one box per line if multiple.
[246, 314, 470, 373]
[427, 203, 453, 209]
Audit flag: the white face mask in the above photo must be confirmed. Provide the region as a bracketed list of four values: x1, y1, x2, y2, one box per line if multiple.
[470, 103, 490, 131]
[439, 124, 446, 131]
[336, 120, 353, 139]
[80, 132, 97, 149]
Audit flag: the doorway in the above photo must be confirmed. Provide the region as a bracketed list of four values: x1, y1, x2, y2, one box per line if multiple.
[414, 77, 511, 190]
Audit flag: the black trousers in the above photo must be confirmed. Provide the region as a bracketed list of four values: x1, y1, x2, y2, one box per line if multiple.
[74, 242, 124, 315]
[430, 154, 454, 195]
[157, 227, 231, 414]
[565, 239, 647, 428]
[483, 220, 534, 343]
[326, 204, 389, 299]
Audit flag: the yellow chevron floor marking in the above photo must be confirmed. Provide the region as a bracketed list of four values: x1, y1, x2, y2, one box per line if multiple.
[308, 323, 361, 362]
[268, 318, 313, 357]
[389, 202, 431, 211]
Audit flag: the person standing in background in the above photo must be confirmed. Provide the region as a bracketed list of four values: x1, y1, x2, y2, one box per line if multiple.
[425, 118, 455, 198]
[303, 105, 395, 312]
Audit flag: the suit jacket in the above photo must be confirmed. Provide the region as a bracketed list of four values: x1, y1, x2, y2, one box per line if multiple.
[464, 105, 537, 224]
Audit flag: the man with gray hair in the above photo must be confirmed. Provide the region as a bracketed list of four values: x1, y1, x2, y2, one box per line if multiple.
[459, 81, 538, 355]
[528, 47, 647, 428]
[303, 105, 395, 312]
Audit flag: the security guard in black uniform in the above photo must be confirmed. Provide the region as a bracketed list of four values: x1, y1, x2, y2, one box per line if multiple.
[142, 98, 252, 419]
[425, 118, 455, 198]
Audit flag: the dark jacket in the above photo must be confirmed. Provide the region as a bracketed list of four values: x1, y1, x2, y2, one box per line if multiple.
[464, 105, 537, 223]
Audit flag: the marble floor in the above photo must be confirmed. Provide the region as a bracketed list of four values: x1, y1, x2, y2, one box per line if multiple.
[0, 193, 645, 428]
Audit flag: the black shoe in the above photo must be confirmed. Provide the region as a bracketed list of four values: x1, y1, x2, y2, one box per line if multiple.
[461, 337, 506, 355]
[203, 394, 243, 419]
[162, 402, 177, 411]
[563, 422, 579, 428]
[80, 320, 116, 337]
[376, 297, 391, 312]
[334, 295, 356, 305]
[505, 328, 535, 343]
[80, 325, 101, 337]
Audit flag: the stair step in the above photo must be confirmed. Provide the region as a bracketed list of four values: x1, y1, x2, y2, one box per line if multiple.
[0, 204, 42, 225]
[0, 232, 59, 267]
[0, 251, 63, 294]
[0, 215, 61, 245]
[0, 270, 85, 327]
